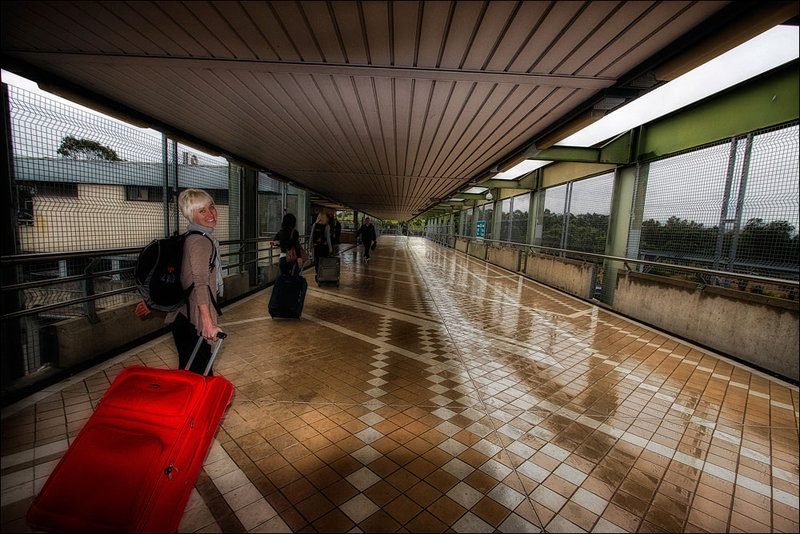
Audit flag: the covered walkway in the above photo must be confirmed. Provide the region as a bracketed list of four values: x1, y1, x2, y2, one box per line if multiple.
[2, 237, 798, 533]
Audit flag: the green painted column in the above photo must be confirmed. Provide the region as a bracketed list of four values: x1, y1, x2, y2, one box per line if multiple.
[600, 163, 649, 304]
[525, 191, 536, 246]
[531, 189, 546, 247]
[491, 192, 502, 241]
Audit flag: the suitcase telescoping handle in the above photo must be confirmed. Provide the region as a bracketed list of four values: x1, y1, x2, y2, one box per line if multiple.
[186, 332, 227, 376]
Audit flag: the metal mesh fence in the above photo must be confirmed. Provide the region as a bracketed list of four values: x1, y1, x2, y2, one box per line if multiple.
[636, 122, 799, 297]
[737, 125, 799, 276]
[5, 85, 241, 375]
[11, 86, 166, 252]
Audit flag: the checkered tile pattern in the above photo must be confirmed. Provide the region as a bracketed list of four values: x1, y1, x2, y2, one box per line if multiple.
[2, 237, 798, 533]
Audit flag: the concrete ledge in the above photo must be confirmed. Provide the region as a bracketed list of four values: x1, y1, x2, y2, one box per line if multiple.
[51, 271, 255, 369]
[524, 253, 596, 300]
[614, 271, 799, 382]
[487, 246, 520, 272]
[468, 242, 487, 260]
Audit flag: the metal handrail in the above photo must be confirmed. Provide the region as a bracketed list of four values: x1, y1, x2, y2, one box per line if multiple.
[0, 235, 308, 321]
[438, 234, 799, 288]
[0, 238, 285, 292]
[0, 236, 282, 265]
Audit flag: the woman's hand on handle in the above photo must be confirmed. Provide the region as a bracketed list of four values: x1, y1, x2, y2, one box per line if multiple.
[135, 301, 151, 317]
[197, 304, 223, 343]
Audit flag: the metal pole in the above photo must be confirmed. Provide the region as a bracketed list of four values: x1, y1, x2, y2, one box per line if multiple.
[161, 133, 170, 236]
[727, 133, 753, 273]
[713, 137, 738, 274]
[560, 182, 572, 255]
[172, 139, 179, 233]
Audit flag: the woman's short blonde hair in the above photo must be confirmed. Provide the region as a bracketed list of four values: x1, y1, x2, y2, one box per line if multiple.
[178, 188, 214, 222]
[315, 212, 329, 225]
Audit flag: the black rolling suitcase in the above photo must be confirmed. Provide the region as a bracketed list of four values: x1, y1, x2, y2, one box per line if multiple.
[269, 267, 308, 318]
[316, 255, 340, 287]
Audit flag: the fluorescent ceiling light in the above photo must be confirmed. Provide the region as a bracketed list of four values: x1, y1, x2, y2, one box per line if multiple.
[464, 186, 488, 194]
[492, 159, 551, 180]
[556, 25, 799, 148]
[448, 198, 465, 202]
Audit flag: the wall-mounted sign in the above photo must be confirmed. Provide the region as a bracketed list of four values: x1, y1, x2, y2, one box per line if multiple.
[476, 220, 486, 239]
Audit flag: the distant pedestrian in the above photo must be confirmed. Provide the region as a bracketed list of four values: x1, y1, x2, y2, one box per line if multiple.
[330, 214, 342, 248]
[274, 213, 307, 277]
[356, 217, 377, 262]
[309, 212, 333, 272]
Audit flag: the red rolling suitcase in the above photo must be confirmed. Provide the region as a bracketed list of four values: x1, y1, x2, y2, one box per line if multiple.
[27, 334, 233, 533]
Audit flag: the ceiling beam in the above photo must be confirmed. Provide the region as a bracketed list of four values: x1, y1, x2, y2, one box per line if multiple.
[8, 52, 616, 90]
[479, 179, 534, 190]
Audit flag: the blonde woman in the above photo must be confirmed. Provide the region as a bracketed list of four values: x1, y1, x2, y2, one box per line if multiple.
[309, 211, 333, 273]
[135, 188, 224, 375]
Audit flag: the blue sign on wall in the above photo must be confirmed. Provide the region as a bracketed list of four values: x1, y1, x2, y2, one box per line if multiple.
[476, 220, 486, 238]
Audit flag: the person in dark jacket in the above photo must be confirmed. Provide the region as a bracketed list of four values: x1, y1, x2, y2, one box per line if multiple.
[274, 213, 306, 277]
[356, 217, 377, 262]
[310, 212, 333, 273]
[329, 214, 342, 247]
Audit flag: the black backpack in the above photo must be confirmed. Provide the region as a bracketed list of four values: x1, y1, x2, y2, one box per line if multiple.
[311, 223, 326, 245]
[135, 231, 215, 312]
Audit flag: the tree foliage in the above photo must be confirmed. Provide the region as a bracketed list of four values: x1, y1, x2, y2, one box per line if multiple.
[540, 209, 610, 252]
[640, 216, 798, 267]
[57, 135, 122, 161]
[537, 210, 798, 269]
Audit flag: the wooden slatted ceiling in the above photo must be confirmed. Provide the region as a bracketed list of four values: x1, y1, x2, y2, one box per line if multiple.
[1, 1, 732, 220]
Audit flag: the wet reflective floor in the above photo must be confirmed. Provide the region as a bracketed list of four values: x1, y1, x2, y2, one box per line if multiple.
[2, 237, 798, 533]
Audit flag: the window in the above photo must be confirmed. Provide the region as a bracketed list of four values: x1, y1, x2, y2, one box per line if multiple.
[463, 208, 474, 236]
[500, 198, 512, 241]
[510, 193, 530, 243]
[541, 184, 567, 248]
[27, 181, 78, 198]
[126, 186, 164, 202]
[567, 174, 613, 254]
[258, 173, 283, 237]
[478, 203, 493, 238]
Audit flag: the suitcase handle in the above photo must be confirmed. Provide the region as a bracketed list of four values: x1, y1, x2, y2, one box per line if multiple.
[186, 332, 227, 375]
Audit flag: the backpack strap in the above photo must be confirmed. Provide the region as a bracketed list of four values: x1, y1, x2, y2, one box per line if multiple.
[183, 231, 220, 322]
[186, 230, 216, 272]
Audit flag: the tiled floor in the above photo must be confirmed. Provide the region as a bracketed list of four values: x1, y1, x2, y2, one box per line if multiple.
[2, 237, 798, 533]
